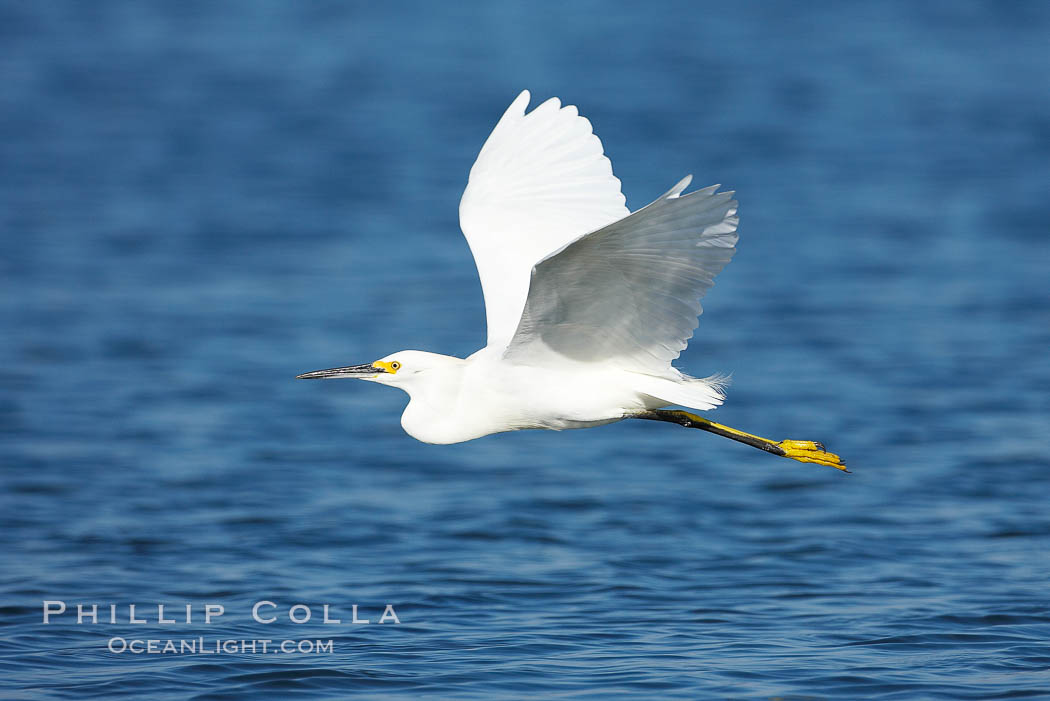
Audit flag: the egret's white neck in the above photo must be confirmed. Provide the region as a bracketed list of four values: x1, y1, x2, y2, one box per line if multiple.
[394, 354, 471, 444]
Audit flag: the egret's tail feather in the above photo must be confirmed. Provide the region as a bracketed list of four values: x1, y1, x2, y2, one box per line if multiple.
[633, 373, 729, 412]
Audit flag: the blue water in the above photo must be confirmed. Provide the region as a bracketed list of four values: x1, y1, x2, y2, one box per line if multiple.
[2, 1, 1049, 698]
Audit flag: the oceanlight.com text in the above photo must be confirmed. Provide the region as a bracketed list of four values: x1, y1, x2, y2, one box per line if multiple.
[107, 637, 335, 655]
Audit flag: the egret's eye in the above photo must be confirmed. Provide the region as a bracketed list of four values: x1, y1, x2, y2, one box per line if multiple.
[390, 361, 401, 371]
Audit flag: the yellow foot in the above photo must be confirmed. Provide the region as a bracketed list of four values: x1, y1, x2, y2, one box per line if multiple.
[777, 440, 849, 472]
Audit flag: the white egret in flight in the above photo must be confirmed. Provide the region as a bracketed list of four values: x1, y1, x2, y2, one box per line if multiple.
[299, 91, 846, 471]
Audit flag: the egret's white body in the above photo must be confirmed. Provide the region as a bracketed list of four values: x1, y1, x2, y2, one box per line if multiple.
[390, 348, 678, 444]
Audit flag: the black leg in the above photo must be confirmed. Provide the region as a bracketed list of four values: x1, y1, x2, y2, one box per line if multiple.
[634, 409, 848, 472]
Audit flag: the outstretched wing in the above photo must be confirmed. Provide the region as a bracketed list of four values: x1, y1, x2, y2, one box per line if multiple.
[460, 91, 629, 349]
[504, 176, 739, 374]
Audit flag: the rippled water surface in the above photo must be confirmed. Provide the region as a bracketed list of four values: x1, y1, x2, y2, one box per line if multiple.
[2, 2, 1049, 698]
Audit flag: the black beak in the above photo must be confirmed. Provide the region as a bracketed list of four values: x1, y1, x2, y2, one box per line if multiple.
[296, 363, 382, 380]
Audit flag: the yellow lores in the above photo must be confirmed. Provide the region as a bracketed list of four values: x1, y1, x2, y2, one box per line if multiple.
[297, 91, 847, 473]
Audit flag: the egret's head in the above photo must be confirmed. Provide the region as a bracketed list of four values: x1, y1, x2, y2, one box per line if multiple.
[296, 350, 455, 388]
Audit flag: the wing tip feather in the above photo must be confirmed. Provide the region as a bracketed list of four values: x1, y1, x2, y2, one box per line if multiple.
[512, 89, 531, 111]
[665, 175, 693, 199]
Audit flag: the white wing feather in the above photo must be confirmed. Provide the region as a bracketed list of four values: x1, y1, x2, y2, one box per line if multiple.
[459, 91, 629, 349]
[504, 176, 739, 376]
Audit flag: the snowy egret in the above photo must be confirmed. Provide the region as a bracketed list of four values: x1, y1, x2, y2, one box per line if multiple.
[298, 91, 846, 471]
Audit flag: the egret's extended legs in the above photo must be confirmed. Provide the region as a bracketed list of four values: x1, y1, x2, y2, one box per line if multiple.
[634, 410, 848, 472]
